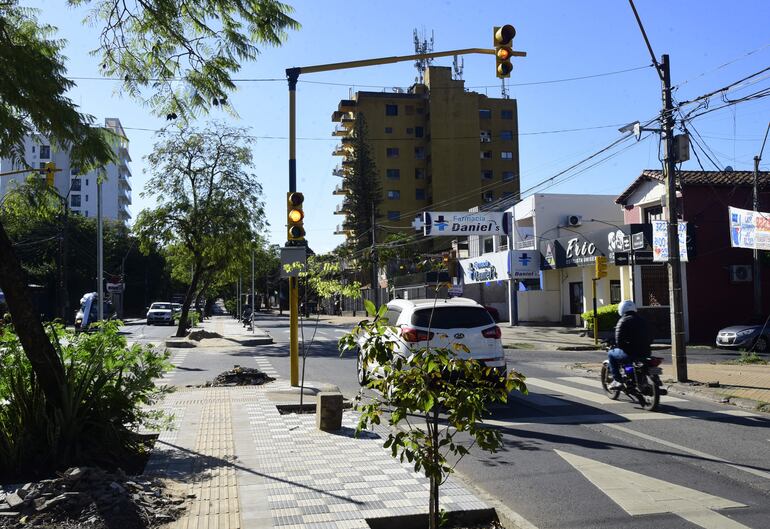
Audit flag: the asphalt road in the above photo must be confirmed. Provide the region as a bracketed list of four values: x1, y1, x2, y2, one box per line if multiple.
[246, 313, 770, 529]
[120, 318, 177, 345]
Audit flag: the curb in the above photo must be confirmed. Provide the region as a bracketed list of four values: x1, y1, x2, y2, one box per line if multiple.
[165, 338, 195, 348]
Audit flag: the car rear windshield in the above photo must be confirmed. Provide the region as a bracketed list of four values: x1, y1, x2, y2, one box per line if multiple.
[410, 307, 494, 329]
[152, 303, 172, 310]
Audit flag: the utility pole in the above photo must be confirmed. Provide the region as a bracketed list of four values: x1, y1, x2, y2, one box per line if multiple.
[251, 247, 255, 334]
[97, 170, 104, 322]
[371, 205, 379, 308]
[753, 122, 769, 318]
[629, 0, 687, 381]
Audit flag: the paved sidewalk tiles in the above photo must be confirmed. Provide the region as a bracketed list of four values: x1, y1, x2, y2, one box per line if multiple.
[147, 379, 488, 528]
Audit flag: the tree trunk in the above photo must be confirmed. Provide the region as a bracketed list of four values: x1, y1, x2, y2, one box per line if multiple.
[176, 260, 203, 337]
[0, 219, 66, 409]
[204, 297, 216, 317]
[429, 407, 440, 529]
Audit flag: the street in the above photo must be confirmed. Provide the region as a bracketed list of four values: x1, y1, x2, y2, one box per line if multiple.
[193, 313, 770, 529]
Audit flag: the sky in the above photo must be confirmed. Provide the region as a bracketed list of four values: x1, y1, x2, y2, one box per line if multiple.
[33, 0, 770, 253]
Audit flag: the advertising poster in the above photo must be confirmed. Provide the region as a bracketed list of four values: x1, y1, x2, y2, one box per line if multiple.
[460, 251, 510, 285]
[729, 206, 770, 250]
[652, 221, 688, 262]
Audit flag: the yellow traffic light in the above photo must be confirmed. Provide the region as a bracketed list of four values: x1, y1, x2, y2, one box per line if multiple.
[287, 191, 305, 241]
[494, 24, 516, 78]
[44, 162, 56, 186]
[595, 256, 608, 279]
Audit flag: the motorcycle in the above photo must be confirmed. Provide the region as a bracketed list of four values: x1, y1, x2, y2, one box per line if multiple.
[600, 347, 666, 411]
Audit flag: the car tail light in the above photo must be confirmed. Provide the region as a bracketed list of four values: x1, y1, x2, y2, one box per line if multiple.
[648, 357, 663, 367]
[482, 326, 502, 339]
[401, 327, 434, 343]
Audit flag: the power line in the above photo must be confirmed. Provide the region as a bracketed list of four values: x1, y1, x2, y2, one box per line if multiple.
[673, 42, 770, 91]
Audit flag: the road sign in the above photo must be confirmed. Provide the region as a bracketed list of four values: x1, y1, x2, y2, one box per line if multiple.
[280, 246, 307, 278]
[423, 211, 510, 236]
[106, 282, 124, 293]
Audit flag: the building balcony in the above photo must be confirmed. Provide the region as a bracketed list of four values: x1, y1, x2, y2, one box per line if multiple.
[332, 184, 348, 196]
[515, 238, 536, 250]
[118, 176, 131, 191]
[332, 124, 351, 136]
[341, 159, 353, 167]
[334, 225, 352, 236]
[332, 145, 349, 157]
[332, 166, 347, 177]
[338, 99, 355, 112]
[334, 203, 349, 215]
[119, 189, 132, 206]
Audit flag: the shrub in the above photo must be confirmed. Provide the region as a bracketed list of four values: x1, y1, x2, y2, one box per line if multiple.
[581, 303, 620, 331]
[0, 321, 173, 481]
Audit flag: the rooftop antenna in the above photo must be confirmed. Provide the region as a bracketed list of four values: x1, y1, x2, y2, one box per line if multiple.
[501, 79, 509, 99]
[413, 28, 434, 84]
[452, 55, 464, 81]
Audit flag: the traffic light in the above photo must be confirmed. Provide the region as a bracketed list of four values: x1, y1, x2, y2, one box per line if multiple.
[287, 191, 305, 242]
[494, 24, 516, 78]
[43, 162, 56, 186]
[595, 256, 608, 279]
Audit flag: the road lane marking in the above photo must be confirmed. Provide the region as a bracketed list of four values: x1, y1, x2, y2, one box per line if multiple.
[511, 392, 574, 407]
[483, 412, 679, 427]
[524, 377, 623, 405]
[555, 450, 750, 529]
[558, 376, 688, 402]
[605, 423, 770, 481]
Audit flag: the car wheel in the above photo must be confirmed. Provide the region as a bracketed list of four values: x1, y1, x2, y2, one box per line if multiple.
[753, 336, 768, 354]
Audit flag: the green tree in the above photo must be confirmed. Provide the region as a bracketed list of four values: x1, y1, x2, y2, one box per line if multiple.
[134, 123, 264, 337]
[342, 113, 381, 252]
[0, 0, 299, 413]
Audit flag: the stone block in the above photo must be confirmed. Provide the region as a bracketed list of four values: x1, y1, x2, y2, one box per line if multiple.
[316, 392, 343, 432]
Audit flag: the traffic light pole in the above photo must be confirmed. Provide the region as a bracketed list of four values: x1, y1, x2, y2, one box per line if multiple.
[286, 44, 526, 386]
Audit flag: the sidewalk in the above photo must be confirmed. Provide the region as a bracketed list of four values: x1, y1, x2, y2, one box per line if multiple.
[499, 323, 602, 351]
[147, 320, 498, 529]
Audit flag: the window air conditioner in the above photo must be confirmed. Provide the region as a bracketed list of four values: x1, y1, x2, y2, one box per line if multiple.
[566, 215, 582, 227]
[730, 265, 752, 283]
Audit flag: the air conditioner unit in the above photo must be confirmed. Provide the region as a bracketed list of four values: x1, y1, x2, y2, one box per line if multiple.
[566, 215, 582, 227]
[730, 265, 752, 283]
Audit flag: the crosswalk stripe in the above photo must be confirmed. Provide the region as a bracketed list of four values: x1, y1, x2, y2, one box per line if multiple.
[558, 376, 688, 403]
[524, 377, 624, 405]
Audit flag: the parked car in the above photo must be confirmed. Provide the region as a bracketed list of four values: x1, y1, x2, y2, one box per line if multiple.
[354, 297, 506, 386]
[716, 323, 769, 353]
[75, 292, 116, 332]
[146, 302, 175, 326]
[172, 303, 182, 317]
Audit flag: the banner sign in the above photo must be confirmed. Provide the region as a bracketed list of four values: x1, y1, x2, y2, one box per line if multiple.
[729, 206, 770, 250]
[460, 251, 509, 284]
[510, 250, 539, 279]
[423, 211, 509, 237]
[652, 221, 688, 262]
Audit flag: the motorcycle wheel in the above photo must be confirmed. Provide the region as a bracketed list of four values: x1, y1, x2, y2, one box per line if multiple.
[356, 349, 369, 386]
[636, 374, 660, 411]
[600, 364, 621, 400]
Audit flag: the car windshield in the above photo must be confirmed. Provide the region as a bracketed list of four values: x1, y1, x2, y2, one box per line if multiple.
[410, 307, 494, 329]
[151, 303, 172, 310]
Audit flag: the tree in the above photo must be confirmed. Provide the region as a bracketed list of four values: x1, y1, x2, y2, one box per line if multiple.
[0, 0, 299, 415]
[342, 113, 381, 252]
[135, 123, 264, 337]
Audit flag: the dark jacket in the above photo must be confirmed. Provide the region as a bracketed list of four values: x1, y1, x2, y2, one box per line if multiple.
[615, 311, 650, 359]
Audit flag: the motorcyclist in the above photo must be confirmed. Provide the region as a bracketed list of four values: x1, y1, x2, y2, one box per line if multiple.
[608, 300, 651, 389]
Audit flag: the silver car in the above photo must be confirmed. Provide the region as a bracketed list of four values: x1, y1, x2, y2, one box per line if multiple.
[146, 302, 174, 326]
[716, 324, 769, 353]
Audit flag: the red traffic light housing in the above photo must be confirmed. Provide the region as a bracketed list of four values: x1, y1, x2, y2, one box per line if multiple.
[494, 25, 516, 79]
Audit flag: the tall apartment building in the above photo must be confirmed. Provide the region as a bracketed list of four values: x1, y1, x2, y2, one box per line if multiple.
[331, 66, 520, 239]
[0, 118, 132, 223]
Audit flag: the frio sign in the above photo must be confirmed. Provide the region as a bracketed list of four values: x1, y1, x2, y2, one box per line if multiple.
[423, 211, 510, 237]
[565, 238, 596, 258]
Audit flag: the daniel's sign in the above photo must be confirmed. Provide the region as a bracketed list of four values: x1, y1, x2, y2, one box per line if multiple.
[423, 211, 509, 237]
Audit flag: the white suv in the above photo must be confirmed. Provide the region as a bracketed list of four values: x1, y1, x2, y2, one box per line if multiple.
[356, 297, 506, 385]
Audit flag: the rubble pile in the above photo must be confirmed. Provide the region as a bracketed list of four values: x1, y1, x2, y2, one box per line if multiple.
[0, 467, 184, 529]
[187, 329, 222, 341]
[210, 365, 275, 386]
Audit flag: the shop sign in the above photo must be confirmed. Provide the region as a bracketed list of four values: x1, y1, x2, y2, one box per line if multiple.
[510, 250, 539, 279]
[460, 251, 509, 285]
[729, 206, 770, 250]
[540, 224, 651, 270]
[423, 211, 510, 236]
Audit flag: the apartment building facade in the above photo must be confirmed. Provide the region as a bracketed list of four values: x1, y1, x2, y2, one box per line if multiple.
[0, 118, 132, 223]
[332, 66, 520, 238]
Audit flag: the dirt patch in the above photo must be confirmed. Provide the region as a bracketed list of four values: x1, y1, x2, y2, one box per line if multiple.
[0, 467, 184, 529]
[206, 366, 275, 387]
[187, 330, 222, 341]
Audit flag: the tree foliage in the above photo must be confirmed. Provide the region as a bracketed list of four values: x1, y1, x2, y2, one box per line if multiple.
[134, 123, 264, 336]
[342, 113, 381, 251]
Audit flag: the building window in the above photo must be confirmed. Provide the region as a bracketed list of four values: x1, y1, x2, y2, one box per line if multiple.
[480, 151, 492, 160]
[70, 179, 81, 192]
[406, 127, 414, 135]
[39, 162, 47, 170]
[501, 151, 513, 160]
[645, 205, 664, 223]
[415, 127, 424, 138]
[500, 130, 514, 140]
[71, 167, 80, 176]
[405, 105, 415, 115]
[415, 168, 426, 180]
[387, 211, 400, 221]
[479, 109, 492, 119]
[610, 280, 621, 304]
[385, 104, 398, 116]
[85, 179, 89, 186]
[480, 130, 492, 143]
[84, 211, 88, 218]
[39, 145, 50, 159]
[482, 190, 494, 203]
[501, 109, 514, 119]
[415, 188, 425, 200]
[70, 194, 81, 208]
[386, 168, 400, 180]
[384, 127, 393, 134]
[387, 190, 400, 200]
[414, 147, 426, 160]
[640, 264, 668, 306]
[386, 147, 399, 158]
[502, 171, 515, 181]
[85, 194, 88, 202]
[483, 237, 495, 253]
[31, 145, 36, 153]
[481, 170, 493, 180]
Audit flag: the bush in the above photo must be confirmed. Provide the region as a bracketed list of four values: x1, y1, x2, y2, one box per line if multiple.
[581, 304, 619, 331]
[0, 321, 173, 481]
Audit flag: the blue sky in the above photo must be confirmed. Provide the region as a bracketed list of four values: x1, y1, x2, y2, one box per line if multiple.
[35, 0, 770, 253]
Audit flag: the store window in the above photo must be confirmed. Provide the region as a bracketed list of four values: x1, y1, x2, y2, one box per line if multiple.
[640, 265, 668, 306]
[610, 280, 621, 304]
